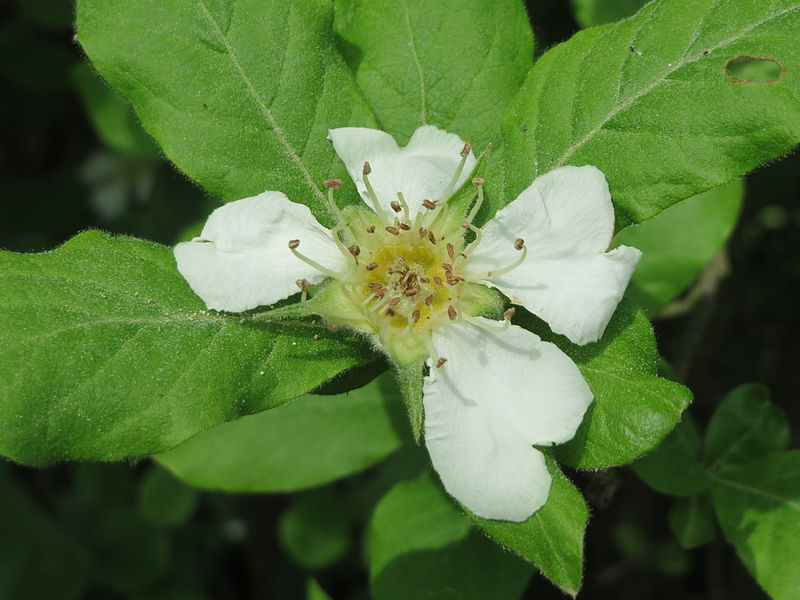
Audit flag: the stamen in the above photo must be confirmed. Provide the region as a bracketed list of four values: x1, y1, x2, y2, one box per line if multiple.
[366, 225, 376, 234]
[463, 312, 511, 332]
[471, 244, 528, 280]
[422, 199, 437, 211]
[427, 231, 437, 245]
[323, 179, 346, 225]
[385, 226, 400, 236]
[396, 191, 411, 221]
[462, 222, 484, 257]
[464, 180, 485, 225]
[425, 294, 434, 306]
[404, 289, 418, 297]
[504, 307, 516, 321]
[514, 238, 525, 251]
[295, 278, 310, 303]
[399, 223, 411, 231]
[446, 243, 455, 259]
[289, 240, 342, 279]
[441, 141, 472, 200]
[433, 276, 445, 286]
[362, 162, 387, 223]
[390, 200, 402, 213]
[436, 357, 448, 369]
[348, 245, 360, 262]
[365, 262, 378, 271]
[411, 310, 421, 324]
[424, 333, 440, 365]
[418, 227, 427, 238]
[448, 305, 458, 320]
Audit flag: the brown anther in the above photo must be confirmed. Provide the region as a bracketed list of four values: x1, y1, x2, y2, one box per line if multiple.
[366, 225, 376, 233]
[385, 226, 400, 235]
[422, 199, 437, 210]
[412, 310, 421, 324]
[368, 282, 385, 292]
[362, 161, 372, 176]
[504, 307, 516, 321]
[419, 276, 430, 283]
[404, 289, 418, 297]
[460, 221, 469, 229]
[425, 294, 434, 306]
[436, 357, 448, 368]
[390, 200, 402, 213]
[514, 238, 525, 251]
[460, 142, 472, 157]
[428, 231, 437, 245]
[348, 245, 361, 257]
[389, 297, 402, 307]
[288, 239, 300, 249]
[365, 262, 379, 271]
[418, 227, 427, 238]
[441, 262, 453, 272]
[472, 177, 486, 186]
[323, 178, 342, 189]
[399, 223, 411, 231]
[448, 305, 457, 320]
[446, 243, 455, 259]
[433, 276, 445, 286]
[295, 279, 310, 291]
[385, 308, 396, 317]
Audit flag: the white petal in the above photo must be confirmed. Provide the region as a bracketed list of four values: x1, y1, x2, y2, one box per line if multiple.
[466, 166, 642, 345]
[174, 192, 347, 312]
[423, 319, 592, 521]
[328, 125, 476, 219]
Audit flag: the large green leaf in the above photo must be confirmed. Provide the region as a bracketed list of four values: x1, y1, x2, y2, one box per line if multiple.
[669, 494, 716, 548]
[571, 0, 650, 27]
[613, 180, 744, 315]
[496, 0, 800, 224]
[334, 0, 533, 148]
[368, 472, 532, 600]
[76, 0, 375, 213]
[704, 383, 791, 472]
[157, 374, 407, 492]
[522, 299, 693, 469]
[711, 451, 800, 600]
[632, 414, 709, 496]
[0, 231, 372, 465]
[470, 457, 588, 597]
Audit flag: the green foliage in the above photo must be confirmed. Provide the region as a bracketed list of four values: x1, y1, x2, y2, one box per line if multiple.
[368, 472, 533, 600]
[0, 231, 373, 465]
[704, 383, 791, 471]
[669, 494, 716, 548]
[157, 374, 405, 492]
[470, 457, 588, 597]
[613, 180, 744, 315]
[711, 451, 800, 600]
[497, 0, 800, 224]
[632, 414, 708, 496]
[527, 299, 693, 469]
[279, 488, 353, 570]
[76, 0, 376, 214]
[334, 0, 534, 148]
[571, 0, 650, 27]
[138, 465, 198, 528]
[306, 579, 334, 600]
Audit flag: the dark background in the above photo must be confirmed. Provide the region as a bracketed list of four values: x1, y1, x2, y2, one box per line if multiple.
[1, 0, 798, 598]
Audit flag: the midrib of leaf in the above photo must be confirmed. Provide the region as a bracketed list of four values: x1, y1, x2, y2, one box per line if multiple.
[580, 366, 682, 414]
[530, 515, 577, 595]
[711, 474, 800, 512]
[194, 0, 326, 205]
[399, 0, 428, 126]
[554, 3, 800, 168]
[706, 408, 769, 471]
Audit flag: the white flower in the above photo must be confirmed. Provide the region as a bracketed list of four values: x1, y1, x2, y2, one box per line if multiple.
[174, 126, 642, 522]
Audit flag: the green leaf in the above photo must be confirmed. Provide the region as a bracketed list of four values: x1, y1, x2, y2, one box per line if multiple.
[613, 180, 744, 315]
[394, 362, 424, 443]
[279, 487, 352, 570]
[76, 0, 376, 212]
[0, 231, 372, 465]
[528, 299, 693, 469]
[0, 465, 91, 600]
[72, 63, 159, 157]
[157, 374, 406, 492]
[138, 464, 198, 527]
[669, 494, 716, 548]
[369, 471, 532, 600]
[496, 0, 800, 224]
[711, 451, 800, 600]
[632, 414, 708, 496]
[470, 457, 587, 597]
[306, 579, 333, 600]
[334, 0, 534, 148]
[705, 383, 791, 472]
[571, 0, 650, 27]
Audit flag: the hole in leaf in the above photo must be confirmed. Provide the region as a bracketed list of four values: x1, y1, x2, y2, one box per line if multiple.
[724, 55, 785, 84]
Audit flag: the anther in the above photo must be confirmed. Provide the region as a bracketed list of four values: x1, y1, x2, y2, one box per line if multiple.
[460, 142, 472, 157]
[386, 308, 396, 317]
[418, 227, 427, 238]
[428, 231, 437, 245]
[460, 221, 469, 229]
[385, 226, 400, 235]
[399, 223, 411, 231]
[362, 162, 372, 176]
[348, 245, 361, 257]
[389, 297, 402, 307]
[412, 310, 421, 324]
[323, 179, 342, 189]
[448, 305, 457, 320]
[404, 289, 418, 297]
[436, 357, 448, 368]
[422, 199, 437, 211]
[504, 307, 516, 321]
[447, 243, 455, 259]
[433, 276, 445, 286]
[362, 162, 387, 223]
[366, 225, 376, 233]
[425, 294, 434, 306]
[419, 276, 429, 283]
[472, 177, 485, 186]
[288, 239, 300, 249]
[295, 278, 310, 303]
[390, 200, 402, 213]
[365, 262, 378, 271]
[514, 238, 525, 251]
[441, 263, 453, 272]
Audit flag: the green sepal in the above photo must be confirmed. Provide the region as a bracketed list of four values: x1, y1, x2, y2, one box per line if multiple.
[395, 361, 425, 444]
[460, 283, 506, 320]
